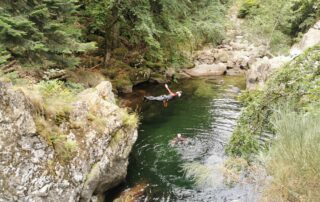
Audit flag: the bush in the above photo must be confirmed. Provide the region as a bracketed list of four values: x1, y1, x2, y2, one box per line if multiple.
[238, 0, 258, 18]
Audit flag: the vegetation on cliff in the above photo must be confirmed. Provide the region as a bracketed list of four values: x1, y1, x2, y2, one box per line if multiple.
[227, 45, 320, 200]
[237, 0, 320, 53]
[263, 107, 320, 201]
[227, 45, 320, 157]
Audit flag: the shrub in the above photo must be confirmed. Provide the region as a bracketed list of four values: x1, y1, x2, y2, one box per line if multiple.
[0, 71, 28, 85]
[238, 0, 258, 18]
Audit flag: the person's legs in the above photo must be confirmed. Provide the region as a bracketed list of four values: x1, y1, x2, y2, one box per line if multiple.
[145, 95, 166, 101]
[163, 100, 168, 107]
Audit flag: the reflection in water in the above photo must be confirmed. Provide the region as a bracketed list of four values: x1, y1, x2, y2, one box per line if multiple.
[107, 77, 259, 201]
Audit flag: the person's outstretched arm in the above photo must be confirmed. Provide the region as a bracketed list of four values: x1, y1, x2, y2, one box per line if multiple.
[165, 84, 175, 95]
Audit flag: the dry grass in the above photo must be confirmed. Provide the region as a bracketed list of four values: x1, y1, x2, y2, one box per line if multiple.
[120, 108, 139, 129]
[262, 107, 320, 201]
[16, 80, 83, 163]
[35, 115, 78, 162]
[223, 157, 249, 186]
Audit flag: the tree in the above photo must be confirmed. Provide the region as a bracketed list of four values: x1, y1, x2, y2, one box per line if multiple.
[0, 0, 95, 68]
[82, 0, 227, 67]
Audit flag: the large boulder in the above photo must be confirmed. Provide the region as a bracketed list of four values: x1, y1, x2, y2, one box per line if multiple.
[0, 81, 138, 202]
[226, 68, 245, 76]
[290, 21, 320, 56]
[184, 63, 227, 77]
[214, 50, 231, 63]
[247, 56, 291, 90]
[247, 20, 320, 90]
[194, 47, 215, 65]
[129, 67, 151, 85]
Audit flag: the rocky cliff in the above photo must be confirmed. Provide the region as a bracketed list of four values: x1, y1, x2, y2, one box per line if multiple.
[184, 15, 320, 91]
[246, 20, 320, 90]
[0, 81, 138, 201]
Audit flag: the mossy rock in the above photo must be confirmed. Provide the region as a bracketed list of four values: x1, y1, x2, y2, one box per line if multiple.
[129, 68, 151, 85]
[145, 61, 164, 70]
[126, 51, 145, 68]
[184, 62, 195, 69]
[102, 60, 131, 79]
[67, 70, 106, 88]
[107, 59, 131, 70]
[112, 74, 133, 93]
[149, 72, 168, 84]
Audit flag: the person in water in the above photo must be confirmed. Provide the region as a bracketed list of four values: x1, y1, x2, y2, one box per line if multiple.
[170, 133, 188, 145]
[144, 84, 182, 107]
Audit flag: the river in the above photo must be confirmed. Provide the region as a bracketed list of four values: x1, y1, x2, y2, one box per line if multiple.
[106, 76, 260, 201]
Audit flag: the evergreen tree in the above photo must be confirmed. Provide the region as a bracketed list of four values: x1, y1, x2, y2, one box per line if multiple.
[0, 0, 94, 68]
[82, 0, 227, 66]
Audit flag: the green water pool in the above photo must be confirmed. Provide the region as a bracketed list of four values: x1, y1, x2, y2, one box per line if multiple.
[107, 77, 259, 201]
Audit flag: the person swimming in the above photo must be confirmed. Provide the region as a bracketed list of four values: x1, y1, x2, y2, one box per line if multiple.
[170, 133, 188, 145]
[144, 84, 182, 107]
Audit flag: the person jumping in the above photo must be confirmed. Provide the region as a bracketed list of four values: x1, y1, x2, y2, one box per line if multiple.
[144, 84, 182, 107]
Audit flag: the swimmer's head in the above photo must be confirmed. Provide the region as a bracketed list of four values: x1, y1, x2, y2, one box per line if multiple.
[177, 133, 181, 138]
[176, 91, 182, 97]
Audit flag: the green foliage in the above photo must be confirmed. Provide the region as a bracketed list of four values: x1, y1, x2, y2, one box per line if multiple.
[0, 0, 95, 68]
[19, 79, 83, 123]
[83, 0, 228, 66]
[0, 71, 28, 85]
[0, 0, 229, 69]
[227, 124, 259, 158]
[120, 108, 139, 128]
[239, 0, 320, 54]
[0, 44, 10, 65]
[289, 0, 320, 36]
[37, 79, 83, 98]
[50, 134, 78, 162]
[264, 106, 320, 201]
[227, 45, 320, 158]
[237, 0, 258, 18]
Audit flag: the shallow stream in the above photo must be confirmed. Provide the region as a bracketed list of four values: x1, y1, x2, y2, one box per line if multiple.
[107, 76, 260, 201]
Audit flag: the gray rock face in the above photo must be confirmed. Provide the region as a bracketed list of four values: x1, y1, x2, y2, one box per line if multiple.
[247, 21, 320, 90]
[246, 56, 291, 90]
[185, 63, 227, 77]
[188, 19, 320, 90]
[187, 34, 266, 78]
[0, 81, 138, 202]
[290, 20, 320, 56]
[189, 19, 319, 89]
